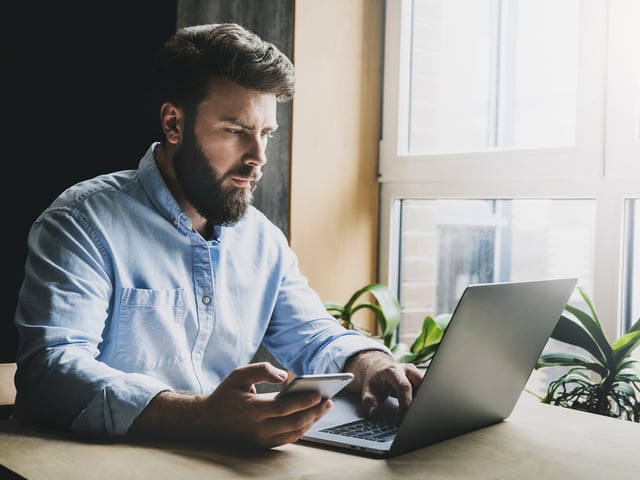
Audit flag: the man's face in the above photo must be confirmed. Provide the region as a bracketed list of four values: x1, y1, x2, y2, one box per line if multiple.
[173, 78, 278, 226]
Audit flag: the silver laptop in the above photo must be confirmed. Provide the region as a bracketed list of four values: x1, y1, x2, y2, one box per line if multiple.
[300, 277, 578, 457]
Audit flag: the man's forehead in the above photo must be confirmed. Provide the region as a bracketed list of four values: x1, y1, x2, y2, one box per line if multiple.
[198, 80, 278, 126]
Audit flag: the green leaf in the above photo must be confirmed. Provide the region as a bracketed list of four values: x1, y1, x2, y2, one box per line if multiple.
[537, 352, 590, 365]
[351, 303, 391, 345]
[627, 316, 640, 334]
[550, 314, 607, 365]
[616, 357, 640, 372]
[325, 283, 401, 347]
[613, 330, 640, 363]
[410, 316, 441, 353]
[615, 372, 640, 384]
[342, 283, 378, 312]
[611, 381, 638, 396]
[340, 283, 400, 343]
[410, 344, 440, 365]
[572, 287, 614, 361]
[324, 304, 345, 321]
[558, 369, 596, 383]
[366, 283, 401, 339]
[536, 352, 608, 376]
[323, 302, 344, 312]
[411, 313, 451, 353]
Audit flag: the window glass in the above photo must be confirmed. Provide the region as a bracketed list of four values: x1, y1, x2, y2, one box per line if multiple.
[408, 0, 579, 154]
[398, 199, 595, 346]
[623, 199, 640, 335]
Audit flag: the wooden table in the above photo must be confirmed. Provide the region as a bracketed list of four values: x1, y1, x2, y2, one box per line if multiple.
[0, 392, 638, 479]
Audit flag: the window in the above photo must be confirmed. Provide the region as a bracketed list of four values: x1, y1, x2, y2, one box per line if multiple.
[407, 0, 579, 153]
[623, 199, 640, 333]
[398, 199, 595, 345]
[379, 0, 640, 346]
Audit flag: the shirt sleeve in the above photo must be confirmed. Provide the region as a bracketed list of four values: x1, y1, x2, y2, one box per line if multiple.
[14, 207, 170, 436]
[261, 243, 392, 375]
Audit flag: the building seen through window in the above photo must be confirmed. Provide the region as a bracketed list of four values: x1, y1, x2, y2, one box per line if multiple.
[398, 199, 595, 345]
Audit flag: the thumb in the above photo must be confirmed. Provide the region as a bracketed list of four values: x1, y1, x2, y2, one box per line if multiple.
[227, 362, 289, 391]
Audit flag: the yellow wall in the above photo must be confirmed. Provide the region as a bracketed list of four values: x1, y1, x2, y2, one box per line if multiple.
[290, 0, 384, 306]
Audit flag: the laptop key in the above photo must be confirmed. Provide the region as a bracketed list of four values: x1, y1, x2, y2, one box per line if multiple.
[320, 418, 399, 443]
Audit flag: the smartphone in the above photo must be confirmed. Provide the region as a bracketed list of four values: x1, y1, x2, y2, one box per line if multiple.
[275, 372, 354, 399]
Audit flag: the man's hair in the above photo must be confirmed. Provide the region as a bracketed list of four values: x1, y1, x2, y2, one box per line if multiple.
[146, 23, 295, 140]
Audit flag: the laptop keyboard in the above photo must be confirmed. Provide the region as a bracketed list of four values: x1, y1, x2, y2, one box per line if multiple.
[319, 417, 400, 443]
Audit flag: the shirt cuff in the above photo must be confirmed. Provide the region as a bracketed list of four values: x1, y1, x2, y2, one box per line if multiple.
[71, 373, 171, 437]
[312, 331, 393, 373]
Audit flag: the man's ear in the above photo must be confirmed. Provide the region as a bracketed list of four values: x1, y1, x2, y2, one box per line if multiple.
[160, 102, 183, 144]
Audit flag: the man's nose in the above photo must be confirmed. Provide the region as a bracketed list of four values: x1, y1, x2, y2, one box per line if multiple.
[244, 135, 268, 167]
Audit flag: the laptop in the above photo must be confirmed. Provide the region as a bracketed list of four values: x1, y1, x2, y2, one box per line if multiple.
[299, 277, 578, 457]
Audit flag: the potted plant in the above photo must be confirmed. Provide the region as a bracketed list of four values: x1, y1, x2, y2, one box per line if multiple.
[324, 283, 451, 366]
[324, 283, 400, 348]
[535, 287, 640, 422]
[391, 313, 451, 366]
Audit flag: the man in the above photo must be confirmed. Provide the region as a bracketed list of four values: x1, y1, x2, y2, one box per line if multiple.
[14, 23, 422, 449]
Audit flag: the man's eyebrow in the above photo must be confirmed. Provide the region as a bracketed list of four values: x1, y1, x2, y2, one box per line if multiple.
[221, 117, 278, 133]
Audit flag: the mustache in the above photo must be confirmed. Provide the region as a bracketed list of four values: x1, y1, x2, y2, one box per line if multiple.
[224, 165, 261, 182]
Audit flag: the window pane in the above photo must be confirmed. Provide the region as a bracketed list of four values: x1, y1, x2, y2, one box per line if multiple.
[623, 199, 640, 336]
[398, 199, 595, 346]
[408, 0, 579, 153]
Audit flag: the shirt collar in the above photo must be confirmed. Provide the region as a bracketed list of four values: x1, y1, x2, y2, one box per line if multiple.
[138, 142, 194, 235]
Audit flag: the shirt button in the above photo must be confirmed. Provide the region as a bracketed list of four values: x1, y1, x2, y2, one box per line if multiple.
[202, 296, 211, 304]
[194, 352, 202, 360]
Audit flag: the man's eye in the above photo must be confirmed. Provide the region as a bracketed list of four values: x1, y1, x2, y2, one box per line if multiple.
[227, 128, 244, 135]
[262, 132, 274, 139]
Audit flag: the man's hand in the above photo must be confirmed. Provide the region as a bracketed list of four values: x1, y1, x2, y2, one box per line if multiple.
[129, 362, 332, 450]
[343, 351, 424, 417]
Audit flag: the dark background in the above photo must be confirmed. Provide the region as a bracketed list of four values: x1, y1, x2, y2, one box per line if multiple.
[2, 0, 294, 364]
[1, 1, 179, 361]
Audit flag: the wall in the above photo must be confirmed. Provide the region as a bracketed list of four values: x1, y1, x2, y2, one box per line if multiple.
[290, 0, 384, 309]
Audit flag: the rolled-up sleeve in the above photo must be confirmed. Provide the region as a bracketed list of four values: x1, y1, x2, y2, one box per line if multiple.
[14, 206, 170, 436]
[262, 246, 391, 376]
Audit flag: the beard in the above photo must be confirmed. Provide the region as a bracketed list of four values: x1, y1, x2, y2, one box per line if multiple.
[172, 123, 259, 227]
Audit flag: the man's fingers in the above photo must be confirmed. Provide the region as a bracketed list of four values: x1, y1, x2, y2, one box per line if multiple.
[226, 362, 289, 391]
[406, 363, 425, 386]
[257, 399, 333, 448]
[361, 385, 379, 417]
[273, 391, 325, 416]
[363, 363, 423, 415]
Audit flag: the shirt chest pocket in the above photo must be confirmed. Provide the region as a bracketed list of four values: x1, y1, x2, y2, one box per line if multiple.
[115, 287, 187, 371]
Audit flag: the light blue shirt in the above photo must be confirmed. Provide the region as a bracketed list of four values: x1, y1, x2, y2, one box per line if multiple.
[14, 143, 386, 437]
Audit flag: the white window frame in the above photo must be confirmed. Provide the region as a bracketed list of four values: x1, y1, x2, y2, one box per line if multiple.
[378, 0, 640, 340]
